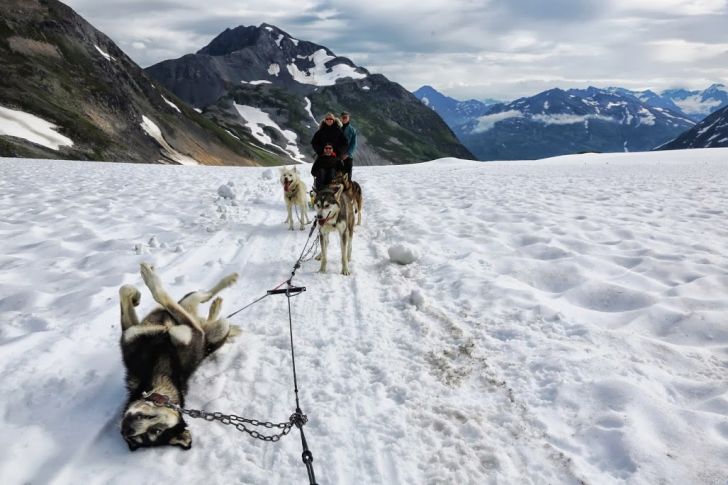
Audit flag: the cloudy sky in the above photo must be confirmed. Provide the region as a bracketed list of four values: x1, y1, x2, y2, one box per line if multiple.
[64, 0, 728, 101]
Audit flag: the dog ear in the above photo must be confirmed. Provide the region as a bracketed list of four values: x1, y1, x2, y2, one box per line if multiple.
[334, 184, 344, 199]
[342, 173, 349, 184]
[169, 428, 192, 450]
[126, 439, 141, 452]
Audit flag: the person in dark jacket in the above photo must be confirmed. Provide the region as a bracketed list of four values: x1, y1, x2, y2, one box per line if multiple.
[311, 144, 345, 190]
[311, 112, 348, 160]
[340, 111, 357, 182]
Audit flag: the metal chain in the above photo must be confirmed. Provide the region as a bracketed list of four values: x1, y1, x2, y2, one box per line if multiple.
[299, 236, 320, 264]
[145, 393, 303, 442]
[181, 408, 300, 442]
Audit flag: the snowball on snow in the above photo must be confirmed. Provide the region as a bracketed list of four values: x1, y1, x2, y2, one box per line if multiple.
[262, 169, 275, 180]
[409, 289, 426, 309]
[217, 183, 237, 199]
[388, 243, 420, 265]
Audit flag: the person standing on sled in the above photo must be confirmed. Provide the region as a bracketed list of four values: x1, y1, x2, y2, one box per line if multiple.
[311, 144, 345, 190]
[340, 111, 357, 182]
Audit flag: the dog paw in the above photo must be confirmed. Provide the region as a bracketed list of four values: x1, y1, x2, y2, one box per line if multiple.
[221, 273, 239, 288]
[208, 297, 223, 321]
[120, 285, 141, 306]
[341, 268, 351, 276]
[140, 263, 164, 301]
[314, 253, 322, 261]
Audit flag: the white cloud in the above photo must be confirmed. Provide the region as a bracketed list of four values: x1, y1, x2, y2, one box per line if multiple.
[648, 39, 728, 63]
[472, 110, 523, 133]
[62, 0, 728, 100]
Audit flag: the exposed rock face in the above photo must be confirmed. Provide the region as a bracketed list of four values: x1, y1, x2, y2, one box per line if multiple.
[146, 24, 473, 165]
[658, 105, 728, 150]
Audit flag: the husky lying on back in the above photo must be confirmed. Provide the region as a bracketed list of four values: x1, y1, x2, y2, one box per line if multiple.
[118, 263, 238, 450]
[313, 184, 355, 275]
[280, 166, 310, 230]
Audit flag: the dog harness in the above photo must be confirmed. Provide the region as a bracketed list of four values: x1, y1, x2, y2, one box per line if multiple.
[285, 182, 299, 200]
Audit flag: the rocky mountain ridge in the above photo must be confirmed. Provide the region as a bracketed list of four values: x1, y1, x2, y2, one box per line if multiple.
[146, 24, 473, 165]
[0, 0, 279, 165]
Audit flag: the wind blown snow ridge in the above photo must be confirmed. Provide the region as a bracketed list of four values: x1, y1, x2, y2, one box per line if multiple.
[1, 150, 727, 484]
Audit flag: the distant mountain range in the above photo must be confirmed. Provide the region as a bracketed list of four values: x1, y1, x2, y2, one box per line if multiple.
[413, 86, 498, 127]
[0, 0, 276, 165]
[415, 84, 728, 160]
[146, 24, 473, 165]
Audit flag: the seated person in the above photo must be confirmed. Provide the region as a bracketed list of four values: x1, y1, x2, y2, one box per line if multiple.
[311, 144, 345, 190]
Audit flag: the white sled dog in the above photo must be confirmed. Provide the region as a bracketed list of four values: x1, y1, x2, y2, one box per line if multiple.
[313, 183, 355, 275]
[280, 166, 310, 230]
[118, 263, 238, 450]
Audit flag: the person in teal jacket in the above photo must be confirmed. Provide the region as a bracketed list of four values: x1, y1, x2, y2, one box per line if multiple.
[340, 111, 357, 181]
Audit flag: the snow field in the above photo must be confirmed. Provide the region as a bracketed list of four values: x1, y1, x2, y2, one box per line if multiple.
[1, 150, 727, 484]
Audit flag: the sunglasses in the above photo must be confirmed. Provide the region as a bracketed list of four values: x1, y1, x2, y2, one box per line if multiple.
[325, 118, 334, 121]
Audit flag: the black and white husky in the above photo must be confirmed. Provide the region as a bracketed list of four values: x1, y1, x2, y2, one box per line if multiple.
[118, 263, 238, 450]
[280, 166, 310, 230]
[313, 184, 355, 275]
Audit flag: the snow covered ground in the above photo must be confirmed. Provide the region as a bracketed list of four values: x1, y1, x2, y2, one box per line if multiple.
[1, 149, 727, 485]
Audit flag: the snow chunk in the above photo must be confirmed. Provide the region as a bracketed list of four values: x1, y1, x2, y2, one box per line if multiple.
[217, 181, 237, 199]
[0, 105, 74, 150]
[388, 243, 420, 265]
[262, 169, 275, 180]
[409, 289, 427, 309]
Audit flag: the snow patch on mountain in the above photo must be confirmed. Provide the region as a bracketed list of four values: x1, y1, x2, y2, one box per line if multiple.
[233, 103, 305, 163]
[94, 44, 114, 62]
[268, 63, 280, 76]
[140, 115, 199, 165]
[532, 113, 615, 125]
[161, 95, 181, 114]
[0, 105, 74, 150]
[286, 49, 366, 86]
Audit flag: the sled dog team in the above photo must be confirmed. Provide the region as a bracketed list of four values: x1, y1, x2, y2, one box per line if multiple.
[117, 113, 361, 452]
[280, 111, 363, 276]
